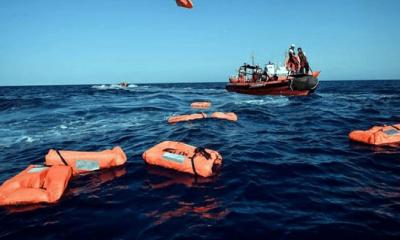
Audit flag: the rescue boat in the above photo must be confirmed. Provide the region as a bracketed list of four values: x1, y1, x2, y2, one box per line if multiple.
[119, 81, 130, 88]
[226, 62, 320, 96]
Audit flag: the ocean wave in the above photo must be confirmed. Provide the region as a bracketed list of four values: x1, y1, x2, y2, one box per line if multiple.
[18, 136, 34, 143]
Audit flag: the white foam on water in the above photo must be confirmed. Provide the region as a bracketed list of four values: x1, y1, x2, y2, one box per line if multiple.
[92, 84, 138, 90]
[109, 84, 123, 89]
[237, 97, 290, 107]
[92, 85, 108, 90]
[18, 136, 34, 143]
[51, 116, 146, 139]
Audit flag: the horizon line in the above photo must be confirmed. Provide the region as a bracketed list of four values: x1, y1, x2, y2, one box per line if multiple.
[0, 79, 399, 87]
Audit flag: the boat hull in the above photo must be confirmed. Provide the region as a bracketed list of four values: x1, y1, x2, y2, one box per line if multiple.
[226, 76, 319, 96]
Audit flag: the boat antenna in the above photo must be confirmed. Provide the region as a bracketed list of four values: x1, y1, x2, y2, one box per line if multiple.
[251, 51, 255, 66]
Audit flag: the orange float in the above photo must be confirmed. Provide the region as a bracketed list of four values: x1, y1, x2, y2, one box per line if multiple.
[312, 71, 321, 78]
[176, 0, 193, 8]
[142, 141, 222, 177]
[191, 102, 211, 109]
[168, 113, 207, 124]
[349, 124, 400, 145]
[210, 112, 238, 122]
[0, 165, 72, 206]
[45, 146, 127, 175]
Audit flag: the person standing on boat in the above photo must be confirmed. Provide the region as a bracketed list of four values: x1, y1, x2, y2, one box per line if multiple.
[289, 44, 296, 55]
[298, 47, 310, 74]
[286, 44, 300, 74]
[262, 66, 270, 82]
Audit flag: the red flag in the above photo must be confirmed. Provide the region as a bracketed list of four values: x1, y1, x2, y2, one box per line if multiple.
[176, 0, 193, 9]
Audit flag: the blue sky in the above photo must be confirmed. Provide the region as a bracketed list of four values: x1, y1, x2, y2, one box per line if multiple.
[0, 0, 399, 85]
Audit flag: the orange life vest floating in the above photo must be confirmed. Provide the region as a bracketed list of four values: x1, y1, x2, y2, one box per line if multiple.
[191, 102, 211, 109]
[168, 113, 207, 124]
[0, 165, 72, 206]
[349, 124, 400, 145]
[142, 141, 222, 177]
[176, 0, 193, 9]
[45, 146, 127, 175]
[211, 112, 238, 122]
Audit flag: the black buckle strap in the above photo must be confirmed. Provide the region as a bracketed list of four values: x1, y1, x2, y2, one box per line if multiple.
[55, 150, 69, 166]
[194, 147, 211, 160]
[189, 154, 198, 177]
[391, 125, 400, 131]
[189, 147, 212, 177]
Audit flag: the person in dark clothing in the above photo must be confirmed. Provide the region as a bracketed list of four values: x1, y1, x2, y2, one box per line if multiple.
[298, 47, 310, 74]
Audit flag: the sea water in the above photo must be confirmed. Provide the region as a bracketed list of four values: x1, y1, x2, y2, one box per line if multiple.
[0, 81, 399, 239]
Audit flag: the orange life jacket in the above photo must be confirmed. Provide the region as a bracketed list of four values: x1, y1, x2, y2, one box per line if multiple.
[191, 102, 211, 109]
[142, 141, 222, 177]
[0, 165, 72, 206]
[45, 147, 127, 175]
[210, 112, 238, 122]
[286, 53, 300, 72]
[349, 124, 400, 145]
[168, 113, 207, 124]
[176, 0, 193, 8]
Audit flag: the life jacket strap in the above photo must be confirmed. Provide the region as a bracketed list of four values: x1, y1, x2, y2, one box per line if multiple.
[189, 147, 212, 177]
[391, 125, 400, 131]
[55, 150, 69, 166]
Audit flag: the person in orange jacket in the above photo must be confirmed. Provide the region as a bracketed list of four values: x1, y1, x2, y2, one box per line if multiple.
[286, 44, 300, 74]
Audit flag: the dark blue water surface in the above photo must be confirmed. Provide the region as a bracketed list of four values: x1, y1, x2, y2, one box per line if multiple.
[0, 81, 400, 240]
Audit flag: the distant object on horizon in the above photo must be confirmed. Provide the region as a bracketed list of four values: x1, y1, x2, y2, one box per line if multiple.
[92, 82, 138, 91]
[176, 0, 193, 9]
[119, 81, 129, 88]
